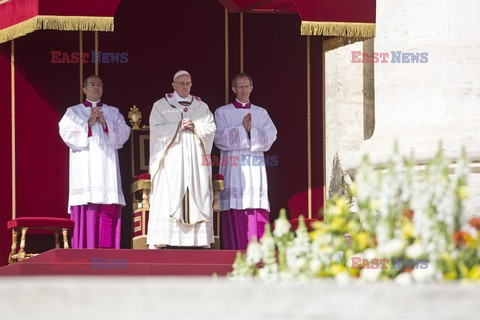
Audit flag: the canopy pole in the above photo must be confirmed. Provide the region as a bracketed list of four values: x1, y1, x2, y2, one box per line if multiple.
[95, 31, 99, 76]
[79, 31, 83, 103]
[11, 39, 16, 220]
[306, 36, 312, 219]
[240, 12, 244, 73]
[224, 8, 229, 105]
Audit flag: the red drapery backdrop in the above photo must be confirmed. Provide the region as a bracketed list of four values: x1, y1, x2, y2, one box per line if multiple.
[0, 0, 325, 265]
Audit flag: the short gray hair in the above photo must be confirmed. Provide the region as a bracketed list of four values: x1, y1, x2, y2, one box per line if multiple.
[232, 72, 253, 87]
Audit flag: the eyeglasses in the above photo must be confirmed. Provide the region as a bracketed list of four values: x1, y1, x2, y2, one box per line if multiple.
[87, 82, 103, 87]
[175, 81, 192, 87]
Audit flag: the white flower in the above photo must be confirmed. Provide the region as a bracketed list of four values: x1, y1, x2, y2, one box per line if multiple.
[331, 251, 344, 263]
[395, 272, 413, 285]
[258, 264, 278, 281]
[360, 267, 381, 282]
[405, 243, 423, 259]
[309, 258, 322, 274]
[245, 238, 262, 265]
[260, 235, 276, 265]
[363, 248, 377, 260]
[411, 264, 436, 282]
[292, 257, 308, 272]
[377, 239, 405, 258]
[279, 271, 294, 281]
[273, 218, 291, 238]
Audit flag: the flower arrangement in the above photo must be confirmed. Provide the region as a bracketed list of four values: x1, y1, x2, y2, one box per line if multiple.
[230, 146, 480, 283]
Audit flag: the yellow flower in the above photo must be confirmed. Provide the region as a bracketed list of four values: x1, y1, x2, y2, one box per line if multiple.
[370, 199, 380, 211]
[459, 264, 470, 278]
[330, 205, 343, 217]
[457, 185, 469, 200]
[319, 245, 332, 253]
[349, 267, 360, 278]
[400, 219, 414, 239]
[466, 265, 480, 280]
[331, 217, 347, 233]
[465, 233, 475, 247]
[441, 252, 452, 261]
[311, 221, 324, 230]
[310, 221, 327, 240]
[347, 220, 360, 233]
[330, 263, 348, 276]
[353, 232, 369, 251]
[336, 197, 349, 212]
[349, 183, 357, 197]
[318, 269, 330, 277]
[444, 271, 458, 280]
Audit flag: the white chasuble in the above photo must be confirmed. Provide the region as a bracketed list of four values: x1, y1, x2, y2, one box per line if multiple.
[214, 104, 277, 211]
[59, 103, 131, 210]
[147, 94, 216, 247]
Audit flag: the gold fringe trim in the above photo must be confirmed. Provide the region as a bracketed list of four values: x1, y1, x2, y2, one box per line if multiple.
[0, 15, 114, 44]
[323, 36, 371, 52]
[301, 21, 375, 37]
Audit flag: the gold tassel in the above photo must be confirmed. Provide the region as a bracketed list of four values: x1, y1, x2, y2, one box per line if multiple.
[0, 15, 114, 44]
[301, 21, 376, 37]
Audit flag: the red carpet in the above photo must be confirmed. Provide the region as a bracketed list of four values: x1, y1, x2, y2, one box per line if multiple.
[0, 249, 239, 276]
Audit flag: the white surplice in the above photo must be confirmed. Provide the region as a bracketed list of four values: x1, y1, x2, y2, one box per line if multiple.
[214, 103, 277, 211]
[147, 94, 216, 247]
[59, 103, 131, 210]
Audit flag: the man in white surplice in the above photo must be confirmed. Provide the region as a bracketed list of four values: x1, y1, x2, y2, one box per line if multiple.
[147, 70, 216, 248]
[214, 72, 277, 250]
[59, 75, 131, 249]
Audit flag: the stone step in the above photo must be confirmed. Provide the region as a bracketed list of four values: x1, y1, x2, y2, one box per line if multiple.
[0, 249, 239, 276]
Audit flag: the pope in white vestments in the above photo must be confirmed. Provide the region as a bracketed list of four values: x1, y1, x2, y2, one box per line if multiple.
[147, 70, 216, 248]
[214, 73, 277, 250]
[59, 75, 131, 249]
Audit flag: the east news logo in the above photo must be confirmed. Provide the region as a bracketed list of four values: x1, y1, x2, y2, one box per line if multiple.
[351, 51, 428, 63]
[51, 51, 128, 63]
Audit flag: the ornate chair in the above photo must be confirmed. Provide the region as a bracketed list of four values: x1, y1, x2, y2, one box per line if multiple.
[128, 106, 151, 249]
[212, 173, 225, 249]
[7, 217, 74, 263]
[131, 173, 151, 249]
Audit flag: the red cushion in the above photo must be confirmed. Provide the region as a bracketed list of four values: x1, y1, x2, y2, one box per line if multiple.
[132, 173, 151, 182]
[7, 217, 75, 230]
[287, 187, 324, 219]
[213, 173, 224, 181]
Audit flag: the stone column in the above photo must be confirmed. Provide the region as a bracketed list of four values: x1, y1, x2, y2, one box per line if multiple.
[325, 38, 375, 198]
[346, 0, 480, 216]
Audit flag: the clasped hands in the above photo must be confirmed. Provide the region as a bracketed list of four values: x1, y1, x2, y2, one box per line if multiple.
[88, 107, 106, 128]
[181, 118, 194, 131]
[243, 113, 252, 133]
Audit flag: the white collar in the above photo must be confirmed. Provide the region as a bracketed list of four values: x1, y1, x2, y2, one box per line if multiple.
[173, 91, 192, 102]
[236, 99, 250, 107]
[86, 99, 100, 107]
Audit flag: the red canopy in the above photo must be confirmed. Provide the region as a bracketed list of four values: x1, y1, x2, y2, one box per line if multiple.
[0, 0, 121, 43]
[219, 0, 376, 36]
[0, 0, 375, 43]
